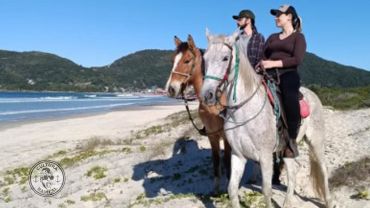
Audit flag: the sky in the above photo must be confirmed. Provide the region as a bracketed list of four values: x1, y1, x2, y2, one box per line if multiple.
[0, 0, 369, 70]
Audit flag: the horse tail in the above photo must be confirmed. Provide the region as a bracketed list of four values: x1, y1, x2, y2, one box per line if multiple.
[308, 146, 326, 200]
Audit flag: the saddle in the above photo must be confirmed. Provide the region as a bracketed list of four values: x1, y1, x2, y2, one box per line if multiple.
[262, 78, 310, 153]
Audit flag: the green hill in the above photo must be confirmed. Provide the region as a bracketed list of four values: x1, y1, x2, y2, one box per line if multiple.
[300, 53, 370, 88]
[0, 49, 369, 92]
[103, 49, 173, 90]
[0, 50, 101, 91]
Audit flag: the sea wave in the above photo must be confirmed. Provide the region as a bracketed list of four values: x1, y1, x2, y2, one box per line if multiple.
[0, 103, 135, 116]
[0, 97, 149, 103]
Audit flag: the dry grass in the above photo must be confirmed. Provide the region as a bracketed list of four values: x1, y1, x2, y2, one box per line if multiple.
[329, 156, 370, 190]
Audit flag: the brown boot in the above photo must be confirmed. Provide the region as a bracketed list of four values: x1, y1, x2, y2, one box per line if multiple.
[284, 138, 299, 158]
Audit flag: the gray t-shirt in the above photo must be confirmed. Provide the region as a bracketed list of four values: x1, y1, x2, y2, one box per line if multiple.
[236, 31, 250, 58]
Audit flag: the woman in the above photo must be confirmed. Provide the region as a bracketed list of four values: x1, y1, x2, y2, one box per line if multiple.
[260, 5, 306, 158]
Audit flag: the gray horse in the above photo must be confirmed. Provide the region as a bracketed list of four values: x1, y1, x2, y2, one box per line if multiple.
[200, 29, 333, 208]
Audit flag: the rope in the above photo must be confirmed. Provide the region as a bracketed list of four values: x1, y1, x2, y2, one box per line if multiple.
[233, 44, 240, 102]
[267, 79, 282, 162]
[221, 89, 267, 130]
[183, 95, 207, 136]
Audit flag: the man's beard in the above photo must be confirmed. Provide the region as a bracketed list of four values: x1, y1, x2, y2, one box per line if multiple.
[237, 23, 247, 29]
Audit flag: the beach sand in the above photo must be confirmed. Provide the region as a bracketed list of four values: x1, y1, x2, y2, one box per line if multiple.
[0, 103, 369, 207]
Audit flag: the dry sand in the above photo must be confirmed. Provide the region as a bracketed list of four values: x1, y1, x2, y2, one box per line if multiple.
[0, 103, 369, 208]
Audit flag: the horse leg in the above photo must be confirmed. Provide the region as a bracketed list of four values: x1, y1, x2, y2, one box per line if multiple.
[228, 152, 246, 208]
[209, 135, 221, 193]
[282, 158, 296, 208]
[260, 154, 273, 208]
[222, 134, 232, 179]
[305, 133, 333, 208]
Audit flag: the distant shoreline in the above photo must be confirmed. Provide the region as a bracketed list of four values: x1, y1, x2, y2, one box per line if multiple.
[0, 99, 184, 132]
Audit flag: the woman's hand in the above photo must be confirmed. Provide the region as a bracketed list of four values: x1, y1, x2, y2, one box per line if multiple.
[260, 60, 283, 69]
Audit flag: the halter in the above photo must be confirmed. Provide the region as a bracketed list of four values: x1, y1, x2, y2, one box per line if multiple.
[170, 48, 213, 136]
[170, 50, 197, 86]
[203, 42, 265, 122]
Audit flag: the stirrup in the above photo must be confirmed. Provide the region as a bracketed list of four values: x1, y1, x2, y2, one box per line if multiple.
[284, 139, 299, 158]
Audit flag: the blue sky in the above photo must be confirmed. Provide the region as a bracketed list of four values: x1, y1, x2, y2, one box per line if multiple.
[0, 0, 369, 70]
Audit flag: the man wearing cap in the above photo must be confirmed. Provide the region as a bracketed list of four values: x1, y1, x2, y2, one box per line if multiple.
[232, 9, 265, 69]
[232, 9, 267, 185]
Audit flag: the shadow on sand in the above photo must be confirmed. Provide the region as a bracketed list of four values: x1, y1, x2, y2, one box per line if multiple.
[132, 136, 228, 207]
[132, 136, 324, 207]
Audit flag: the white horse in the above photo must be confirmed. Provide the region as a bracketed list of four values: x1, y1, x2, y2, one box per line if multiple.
[200, 30, 333, 208]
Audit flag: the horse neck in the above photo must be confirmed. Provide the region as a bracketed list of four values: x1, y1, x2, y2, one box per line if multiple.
[228, 49, 261, 103]
[190, 49, 204, 99]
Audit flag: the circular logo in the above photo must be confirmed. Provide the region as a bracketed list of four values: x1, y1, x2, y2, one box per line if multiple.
[29, 160, 65, 197]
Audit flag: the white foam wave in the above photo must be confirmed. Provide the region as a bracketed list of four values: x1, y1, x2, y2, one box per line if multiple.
[0, 103, 135, 116]
[0, 97, 149, 103]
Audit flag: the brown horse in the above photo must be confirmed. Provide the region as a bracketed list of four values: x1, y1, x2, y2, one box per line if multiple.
[165, 35, 231, 192]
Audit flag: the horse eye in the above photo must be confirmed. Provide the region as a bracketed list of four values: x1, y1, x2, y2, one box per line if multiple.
[222, 56, 229, 61]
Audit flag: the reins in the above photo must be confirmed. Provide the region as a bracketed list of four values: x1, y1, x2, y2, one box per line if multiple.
[203, 43, 267, 130]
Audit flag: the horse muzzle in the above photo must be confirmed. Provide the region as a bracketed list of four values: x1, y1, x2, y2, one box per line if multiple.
[201, 88, 217, 105]
[167, 82, 182, 98]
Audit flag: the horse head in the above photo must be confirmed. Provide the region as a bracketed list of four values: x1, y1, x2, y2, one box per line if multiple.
[166, 35, 201, 98]
[200, 29, 239, 107]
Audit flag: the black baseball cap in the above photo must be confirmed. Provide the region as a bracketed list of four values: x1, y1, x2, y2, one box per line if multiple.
[270, 5, 298, 18]
[232, 10, 255, 20]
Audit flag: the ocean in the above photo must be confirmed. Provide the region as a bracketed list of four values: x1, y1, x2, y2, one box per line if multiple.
[0, 91, 180, 124]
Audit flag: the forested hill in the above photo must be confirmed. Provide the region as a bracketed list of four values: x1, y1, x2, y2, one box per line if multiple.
[0, 49, 369, 92]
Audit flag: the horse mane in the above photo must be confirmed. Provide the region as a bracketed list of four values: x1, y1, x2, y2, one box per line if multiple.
[200, 49, 206, 76]
[210, 35, 259, 93]
[237, 47, 259, 93]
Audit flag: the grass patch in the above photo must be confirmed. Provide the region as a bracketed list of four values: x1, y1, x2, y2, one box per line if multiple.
[86, 166, 107, 180]
[128, 110, 198, 142]
[310, 85, 370, 110]
[59, 149, 117, 168]
[351, 188, 369, 200]
[122, 147, 132, 153]
[129, 193, 197, 208]
[79, 137, 116, 152]
[21, 186, 27, 192]
[113, 178, 121, 183]
[4, 196, 11, 203]
[80, 192, 107, 202]
[57, 203, 67, 208]
[3, 167, 30, 185]
[329, 156, 370, 190]
[240, 191, 266, 208]
[65, 199, 75, 204]
[1, 187, 11, 203]
[139, 146, 146, 152]
[51, 150, 67, 158]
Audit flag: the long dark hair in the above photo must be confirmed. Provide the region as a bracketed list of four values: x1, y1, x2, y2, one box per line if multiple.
[288, 6, 302, 32]
[251, 19, 258, 33]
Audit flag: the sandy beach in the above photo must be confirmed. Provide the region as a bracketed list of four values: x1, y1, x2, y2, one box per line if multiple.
[0, 103, 369, 208]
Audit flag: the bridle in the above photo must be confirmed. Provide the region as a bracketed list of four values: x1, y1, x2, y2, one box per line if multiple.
[170, 50, 197, 88]
[203, 42, 265, 115]
[203, 43, 234, 108]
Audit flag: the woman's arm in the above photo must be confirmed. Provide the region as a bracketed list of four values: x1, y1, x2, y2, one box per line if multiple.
[261, 33, 306, 69]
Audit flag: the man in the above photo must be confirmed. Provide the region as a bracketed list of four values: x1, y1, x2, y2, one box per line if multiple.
[232, 9, 265, 69]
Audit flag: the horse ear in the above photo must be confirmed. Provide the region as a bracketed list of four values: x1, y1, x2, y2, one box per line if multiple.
[174, 36, 182, 47]
[187, 35, 196, 50]
[226, 29, 239, 45]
